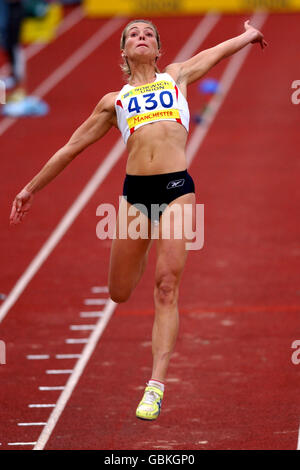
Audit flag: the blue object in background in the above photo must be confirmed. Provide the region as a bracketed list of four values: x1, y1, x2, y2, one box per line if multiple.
[198, 78, 220, 95]
[2, 96, 49, 117]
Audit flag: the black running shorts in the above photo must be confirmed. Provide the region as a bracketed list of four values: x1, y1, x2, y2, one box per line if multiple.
[122, 169, 195, 223]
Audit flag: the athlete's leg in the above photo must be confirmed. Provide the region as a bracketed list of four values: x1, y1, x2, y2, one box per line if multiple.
[151, 193, 196, 382]
[108, 197, 153, 303]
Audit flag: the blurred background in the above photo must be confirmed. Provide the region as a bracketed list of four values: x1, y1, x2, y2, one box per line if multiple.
[0, 0, 300, 451]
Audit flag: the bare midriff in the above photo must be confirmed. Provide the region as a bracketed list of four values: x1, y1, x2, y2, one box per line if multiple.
[125, 120, 188, 175]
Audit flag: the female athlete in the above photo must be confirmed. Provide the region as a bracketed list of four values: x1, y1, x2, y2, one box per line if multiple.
[10, 19, 267, 420]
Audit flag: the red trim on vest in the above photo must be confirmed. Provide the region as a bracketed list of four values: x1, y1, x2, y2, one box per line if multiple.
[176, 118, 182, 124]
[116, 100, 123, 108]
[130, 127, 135, 135]
[174, 85, 179, 100]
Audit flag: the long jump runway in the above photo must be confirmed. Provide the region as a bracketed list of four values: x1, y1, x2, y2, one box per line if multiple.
[0, 9, 299, 450]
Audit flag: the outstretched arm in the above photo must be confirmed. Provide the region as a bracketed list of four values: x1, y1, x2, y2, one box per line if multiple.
[10, 92, 117, 225]
[166, 21, 268, 87]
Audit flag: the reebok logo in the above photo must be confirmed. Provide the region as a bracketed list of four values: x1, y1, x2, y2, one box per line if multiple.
[166, 179, 185, 189]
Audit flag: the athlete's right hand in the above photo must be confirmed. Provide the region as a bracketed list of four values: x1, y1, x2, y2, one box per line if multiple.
[10, 188, 34, 225]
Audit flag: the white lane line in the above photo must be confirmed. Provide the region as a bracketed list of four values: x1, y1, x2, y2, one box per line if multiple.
[84, 299, 108, 305]
[29, 404, 56, 408]
[0, 15, 125, 138]
[26, 355, 50, 360]
[8, 442, 37, 446]
[34, 17, 125, 99]
[80, 311, 104, 318]
[55, 354, 81, 359]
[52, 5, 84, 37]
[0, 117, 15, 136]
[39, 386, 65, 391]
[29, 14, 220, 451]
[70, 324, 96, 331]
[0, 137, 125, 324]
[33, 299, 116, 450]
[0, 6, 83, 76]
[297, 424, 300, 450]
[186, 11, 268, 167]
[18, 423, 47, 426]
[27, 7, 84, 61]
[174, 12, 221, 63]
[91, 286, 109, 293]
[46, 370, 73, 374]
[65, 338, 89, 344]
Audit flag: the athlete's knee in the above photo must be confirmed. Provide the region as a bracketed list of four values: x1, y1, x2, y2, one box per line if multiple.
[109, 285, 132, 304]
[154, 271, 179, 306]
[110, 291, 131, 304]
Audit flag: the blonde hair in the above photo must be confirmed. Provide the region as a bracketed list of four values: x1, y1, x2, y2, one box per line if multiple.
[120, 19, 161, 79]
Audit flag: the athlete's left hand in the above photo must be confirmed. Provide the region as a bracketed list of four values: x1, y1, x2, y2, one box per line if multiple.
[244, 20, 268, 49]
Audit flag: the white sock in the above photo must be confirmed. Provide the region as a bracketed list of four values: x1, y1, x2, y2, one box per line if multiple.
[148, 379, 165, 392]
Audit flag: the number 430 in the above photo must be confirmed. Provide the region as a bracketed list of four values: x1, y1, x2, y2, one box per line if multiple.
[128, 91, 174, 113]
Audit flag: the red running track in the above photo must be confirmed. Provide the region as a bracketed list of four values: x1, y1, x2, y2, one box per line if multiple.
[0, 10, 300, 450]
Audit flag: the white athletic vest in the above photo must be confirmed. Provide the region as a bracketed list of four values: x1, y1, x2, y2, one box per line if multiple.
[115, 72, 190, 144]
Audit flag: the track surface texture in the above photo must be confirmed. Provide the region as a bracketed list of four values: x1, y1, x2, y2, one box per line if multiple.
[0, 8, 300, 450]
